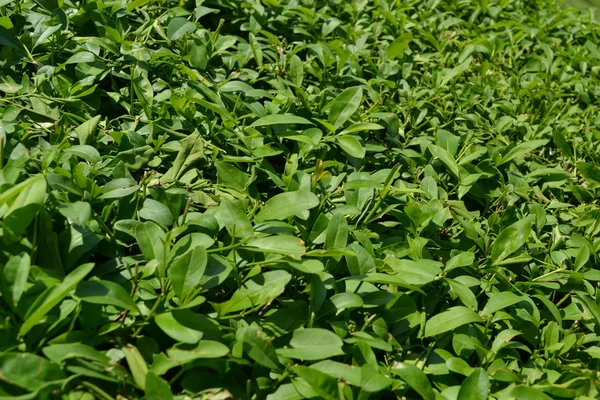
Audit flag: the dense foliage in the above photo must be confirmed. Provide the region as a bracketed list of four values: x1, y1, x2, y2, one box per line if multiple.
[2, 0, 600, 398]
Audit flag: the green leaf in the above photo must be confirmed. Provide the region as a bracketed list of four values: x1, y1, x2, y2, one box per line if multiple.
[499, 140, 548, 166]
[161, 131, 204, 182]
[277, 328, 344, 360]
[169, 245, 207, 302]
[425, 306, 483, 337]
[215, 270, 292, 316]
[1, 174, 47, 240]
[577, 161, 600, 185]
[0, 352, 65, 391]
[216, 161, 249, 190]
[63, 145, 101, 163]
[74, 115, 101, 145]
[392, 362, 435, 400]
[387, 32, 413, 59]
[154, 310, 206, 344]
[0, 26, 24, 50]
[145, 372, 173, 400]
[330, 293, 363, 312]
[324, 213, 348, 250]
[255, 190, 319, 221]
[510, 386, 553, 400]
[167, 17, 196, 41]
[251, 114, 313, 127]
[446, 278, 478, 310]
[58, 201, 91, 225]
[490, 216, 533, 263]
[244, 235, 306, 258]
[139, 198, 174, 226]
[124, 345, 148, 390]
[441, 56, 472, 86]
[0, 252, 30, 309]
[387, 258, 442, 286]
[328, 86, 363, 130]
[76, 280, 138, 311]
[136, 221, 166, 261]
[293, 366, 339, 400]
[42, 343, 111, 365]
[429, 144, 460, 178]
[166, 341, 230, 363]
[552, 130, 573, 159]
[336, 135, 365, 159]
[132, 65, 153, 117]
[457, 368, 489, 400]
[339, 122, 385, 136]
[481, 292, 523, 316]
[99, 178, 139, 199]
[20, 263, 94, 336]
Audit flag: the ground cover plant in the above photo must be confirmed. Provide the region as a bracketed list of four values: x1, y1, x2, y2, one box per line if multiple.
[1, 0, 600, 398]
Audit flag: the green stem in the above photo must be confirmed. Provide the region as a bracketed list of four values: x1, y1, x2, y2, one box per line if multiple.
[132, 294, 164, 337]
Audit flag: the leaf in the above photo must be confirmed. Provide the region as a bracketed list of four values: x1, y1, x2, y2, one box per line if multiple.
[139, 198, 174, 226]
[0, 352, 65, 391]
[552, 130, 573, 159]
[499, 140, 548, 166]
[457, 368, 489, 400]
[124, 345, 148, 390]
[429, 144, 460, 178]
[446, 278, 478, 310]
[330, 293, 363, 312]
[0, 26, 24, 50]
[490, 216, 533, 262]
[76, 280, 138, 311]
[0, 252, 30, 309]
[387, 32, 413, 59]
[251, 114, 313, 127]
[136, 221, 166, 261]
[42, 343, 111, 365]
[510, 386, 553, 400]
[425, 306, 483, 337]
[242, 325, 281, 369]
[99, 178, 139, 199]
[339, 122, 385, 135]
[216, 161, 249, 190]
[336, 135, 365, 159]
[293, 366, 339, 400]
[328, 86, 363, 129]
[64, 145, 101, 163]
[167, 341, 230, 362]
[154, 310, 206, 344]
[387, 258, 442, 286]
[324, 213, 348, 250]
[215, 270, 292, 316]
[481, 292, 523, 316]
[574, 291, 600, 331]
[441, 56, 472, 86]
[161, 131, 204, 182]
[216, 199, 254, 239]
[169, 245, 207, 302]
[577, 161, 600, 185]
[1, 174, 47, 240]
[20, 263, 94, 336]
[392, 362, 435, 400]
[74, 115, 101, 145]
[132, 65, 153, 117]
[255, 190, 319, 221]
[145, 372, 173, 400]
[277, 328, 344, 360]
[167, 17, 196, 41]
[244, 236, 306, 258]
[58, 201, 91, 225]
